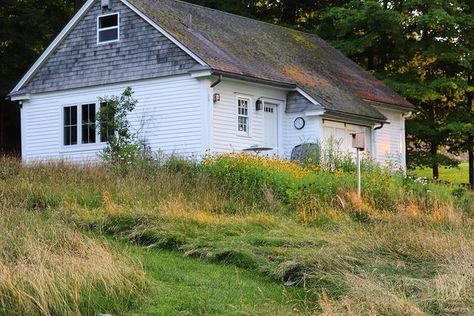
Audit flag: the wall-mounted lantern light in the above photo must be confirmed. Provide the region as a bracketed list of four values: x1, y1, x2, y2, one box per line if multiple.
[256, 99, 263, 111]
[213, 93, 221, 103]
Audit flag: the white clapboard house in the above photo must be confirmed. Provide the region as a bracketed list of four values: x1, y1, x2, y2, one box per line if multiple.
[9, 0, 414, 167]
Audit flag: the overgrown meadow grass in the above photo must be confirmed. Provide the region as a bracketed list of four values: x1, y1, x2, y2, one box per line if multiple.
[0, 154, 473, 315]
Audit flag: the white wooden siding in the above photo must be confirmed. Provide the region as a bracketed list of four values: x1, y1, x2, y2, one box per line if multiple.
[373, 107, 406, 169]
[21, 74, 205, 162]
[282, 113, 321, 157]
[321, 120, 372, 155]
[212, 79, 287, 154]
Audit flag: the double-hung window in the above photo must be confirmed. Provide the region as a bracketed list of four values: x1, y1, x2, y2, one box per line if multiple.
[237, 97, 250, 135]
[64, 106, 78, 146]
[63, 103, 114, 147]
[81, 104, 96, 144]
[97, 13, 119, 44]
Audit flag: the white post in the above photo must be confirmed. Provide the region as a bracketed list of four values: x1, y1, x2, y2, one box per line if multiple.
[356, 148, 361, 197]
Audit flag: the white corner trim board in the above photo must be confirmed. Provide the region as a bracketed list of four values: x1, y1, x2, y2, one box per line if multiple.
[11, 0, 208, 95]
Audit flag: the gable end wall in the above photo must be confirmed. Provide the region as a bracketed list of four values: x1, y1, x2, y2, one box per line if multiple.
[23, 0, 199, 94]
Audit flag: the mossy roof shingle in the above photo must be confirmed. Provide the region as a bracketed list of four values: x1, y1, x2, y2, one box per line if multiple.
[129, 0, 413, 121]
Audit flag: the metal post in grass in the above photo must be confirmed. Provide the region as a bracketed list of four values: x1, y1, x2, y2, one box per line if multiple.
[351, 133, 365, 198]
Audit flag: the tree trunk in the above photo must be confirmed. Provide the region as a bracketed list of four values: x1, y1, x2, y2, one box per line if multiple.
[469, 76, 474, 190]
[431, 144, 439, 180]
[469, 143, 474, 191]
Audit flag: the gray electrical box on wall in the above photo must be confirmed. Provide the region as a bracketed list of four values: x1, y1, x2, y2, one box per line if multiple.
[351, 133, 365, 151]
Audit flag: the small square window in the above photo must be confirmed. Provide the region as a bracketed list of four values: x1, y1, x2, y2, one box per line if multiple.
[97, 13, 119, 44]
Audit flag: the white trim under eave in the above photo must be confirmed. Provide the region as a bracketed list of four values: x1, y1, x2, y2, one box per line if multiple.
[10, 0, 96, 94]
[10, 94, 31, 101]
[305, 109, 325, 116]
[120, 0, 208, 67]
[189, 70, 213, 78]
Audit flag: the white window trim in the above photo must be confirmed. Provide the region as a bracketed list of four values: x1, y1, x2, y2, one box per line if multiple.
[97, 12, 120, 45]
[59, 102, 107, 153]
[236, 95, 251, 137]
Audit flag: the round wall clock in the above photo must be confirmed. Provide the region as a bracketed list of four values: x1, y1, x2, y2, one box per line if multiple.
[294, 117, 305, 130]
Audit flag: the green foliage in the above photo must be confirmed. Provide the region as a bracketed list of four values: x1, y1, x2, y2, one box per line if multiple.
[202, 152, 466, 215]
[97, 87, 142, 165]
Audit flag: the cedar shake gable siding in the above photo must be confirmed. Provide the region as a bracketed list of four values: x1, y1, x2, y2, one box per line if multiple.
[22, 0, 200, 94]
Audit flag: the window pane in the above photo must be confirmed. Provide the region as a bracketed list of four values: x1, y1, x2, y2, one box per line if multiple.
[99, 14, 118, 28]
[71, 125, 77, 145]
[99, 29, 118, 42]
[82, 125, 96, 144]
[71, 106, 77, 125]
[64, 107, 71, 126]
[238, 116, 248, 132]
[64, 127, 71, 146]
[81, 104, 95, 124]
[88, 104, 96, 122]
[100, 102, 115, 142]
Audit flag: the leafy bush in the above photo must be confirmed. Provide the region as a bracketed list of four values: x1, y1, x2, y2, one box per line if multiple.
[98, 87, 142, 165]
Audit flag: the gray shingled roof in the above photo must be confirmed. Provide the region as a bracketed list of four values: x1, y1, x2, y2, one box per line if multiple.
[128, 0, 414, 121]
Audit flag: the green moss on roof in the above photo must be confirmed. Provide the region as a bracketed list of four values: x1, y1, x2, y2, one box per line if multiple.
[129, 0, 413, 120]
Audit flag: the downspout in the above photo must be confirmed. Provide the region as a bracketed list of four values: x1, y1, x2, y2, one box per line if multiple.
[374, 122, 385, 131]
[210, 74, 222, 88]
[371, 122, 386, 166]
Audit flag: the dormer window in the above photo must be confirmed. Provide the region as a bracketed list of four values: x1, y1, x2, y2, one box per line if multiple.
[97, 13, 119, 44]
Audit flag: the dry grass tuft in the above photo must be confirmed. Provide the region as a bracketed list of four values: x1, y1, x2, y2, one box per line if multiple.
[0, 207, 146, 315]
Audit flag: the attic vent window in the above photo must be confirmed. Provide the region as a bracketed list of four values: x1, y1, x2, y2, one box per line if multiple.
[97, 13, 119, 44]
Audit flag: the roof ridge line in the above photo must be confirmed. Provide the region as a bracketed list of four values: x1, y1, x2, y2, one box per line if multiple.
[167, 0, 324, 39]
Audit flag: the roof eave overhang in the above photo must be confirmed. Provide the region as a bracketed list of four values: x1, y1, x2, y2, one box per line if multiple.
[9, 93, 31, 102]
[323, 109, 387, 125]
[211, 70, 297, 89]
[363, 99, 415, 112]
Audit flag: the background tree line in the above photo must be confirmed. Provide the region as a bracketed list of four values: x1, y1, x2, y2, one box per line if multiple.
[0, 0, 472, 188]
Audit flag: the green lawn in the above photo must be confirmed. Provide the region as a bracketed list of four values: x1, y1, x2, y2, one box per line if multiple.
[122, 243, 309, 315]
[413, 162, 469, 184]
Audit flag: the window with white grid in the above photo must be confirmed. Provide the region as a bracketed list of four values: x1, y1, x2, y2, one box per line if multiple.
[237, 97, 250, 135]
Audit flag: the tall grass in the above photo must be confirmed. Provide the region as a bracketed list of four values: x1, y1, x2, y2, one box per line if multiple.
[0, 159, 146, 315]
[0, 155, 473, 315]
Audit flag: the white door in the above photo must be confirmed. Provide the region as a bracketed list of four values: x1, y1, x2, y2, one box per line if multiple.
[264, 103, 278, 156]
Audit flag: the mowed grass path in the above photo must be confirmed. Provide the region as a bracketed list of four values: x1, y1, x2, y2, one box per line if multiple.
[413, 162, 469, 184]
[122, 243, 308, 315]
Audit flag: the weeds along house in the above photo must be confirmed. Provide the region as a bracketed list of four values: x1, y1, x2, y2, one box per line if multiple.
[9, 0, 414, 166]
